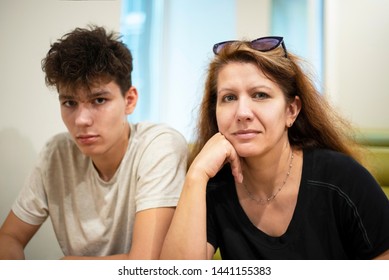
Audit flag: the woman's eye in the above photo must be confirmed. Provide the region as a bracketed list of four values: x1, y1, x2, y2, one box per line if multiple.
[222, 95, 236, 102]
[94, 98, 106, 105]
[253, 92, 269, 99]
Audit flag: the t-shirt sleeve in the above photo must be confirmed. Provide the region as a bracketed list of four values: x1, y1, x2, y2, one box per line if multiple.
[340, 159, 389, 259]
[12, 155, 49, 226]
[135, 127, 188, 212]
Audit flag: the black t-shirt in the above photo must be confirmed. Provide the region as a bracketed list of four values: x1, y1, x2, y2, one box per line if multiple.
[206, 148, 389, 259]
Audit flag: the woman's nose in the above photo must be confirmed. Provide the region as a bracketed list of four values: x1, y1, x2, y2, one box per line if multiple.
[236, 98, 254, 121]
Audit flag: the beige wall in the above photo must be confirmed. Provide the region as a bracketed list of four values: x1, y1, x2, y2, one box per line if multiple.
[325, 0, 389, 130]
[236, 0, 271, 39]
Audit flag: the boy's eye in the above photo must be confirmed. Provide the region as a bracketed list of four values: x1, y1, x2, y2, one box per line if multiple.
[94, 98, 106, 105]
[62, 100, 77, 107]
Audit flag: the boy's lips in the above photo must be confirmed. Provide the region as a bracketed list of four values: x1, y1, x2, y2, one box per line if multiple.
[76, 134, 99, 145]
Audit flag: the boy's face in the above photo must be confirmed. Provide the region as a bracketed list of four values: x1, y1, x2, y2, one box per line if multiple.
[58, 81, 137, 159]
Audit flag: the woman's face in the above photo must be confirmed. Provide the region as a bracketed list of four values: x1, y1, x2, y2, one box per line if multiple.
[215, 62, 298, 158]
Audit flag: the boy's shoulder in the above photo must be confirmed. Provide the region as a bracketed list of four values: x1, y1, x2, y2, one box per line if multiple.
[131, 122, 187, 143]
[39, 132, 85, 164]
[44, 132, 76, 151]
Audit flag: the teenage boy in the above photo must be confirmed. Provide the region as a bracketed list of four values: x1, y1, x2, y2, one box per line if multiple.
[0, 25, 187, 259]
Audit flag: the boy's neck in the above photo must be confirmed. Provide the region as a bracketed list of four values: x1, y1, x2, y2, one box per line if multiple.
[92, 124, 130, 182]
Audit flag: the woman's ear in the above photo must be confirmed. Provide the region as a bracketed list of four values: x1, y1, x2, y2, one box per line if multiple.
[286, 95, 301, 127]
[124, 86, 138, 115]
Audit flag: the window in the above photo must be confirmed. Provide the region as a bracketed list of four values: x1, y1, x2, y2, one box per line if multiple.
[121, 0, 323, 140]
[120, 0, 163, 123]
[271, 0, 324, 89]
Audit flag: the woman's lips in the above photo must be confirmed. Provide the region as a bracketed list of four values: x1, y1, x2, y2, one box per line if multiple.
[233, 129, 260, 140]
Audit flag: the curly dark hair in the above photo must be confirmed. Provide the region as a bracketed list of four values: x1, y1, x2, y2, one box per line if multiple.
[41, 25, 133, 95]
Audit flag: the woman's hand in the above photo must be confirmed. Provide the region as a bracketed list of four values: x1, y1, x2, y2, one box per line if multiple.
[189, 132, 243, 183]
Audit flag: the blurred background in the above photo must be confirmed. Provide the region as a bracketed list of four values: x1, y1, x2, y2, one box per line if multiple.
[1, 0, 388, 259]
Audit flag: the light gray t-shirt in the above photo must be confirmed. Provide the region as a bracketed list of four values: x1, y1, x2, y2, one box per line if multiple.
[12, 122, 187, 256]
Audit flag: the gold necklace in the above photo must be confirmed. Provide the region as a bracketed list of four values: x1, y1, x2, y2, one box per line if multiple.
[243, 150, 294, 205]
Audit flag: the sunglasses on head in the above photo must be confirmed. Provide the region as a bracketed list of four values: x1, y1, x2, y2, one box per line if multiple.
[212, 36, 288, 58]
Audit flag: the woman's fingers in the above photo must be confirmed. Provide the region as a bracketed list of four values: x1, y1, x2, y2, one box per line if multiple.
[190, 133, 243, 183]
[226, 145, 243, 184]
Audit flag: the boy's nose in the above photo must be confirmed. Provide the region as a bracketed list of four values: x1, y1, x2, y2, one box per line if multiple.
[75, 105, 93, 126]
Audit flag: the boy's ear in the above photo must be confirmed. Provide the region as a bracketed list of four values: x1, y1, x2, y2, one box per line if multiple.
[124, 87, 138, 114]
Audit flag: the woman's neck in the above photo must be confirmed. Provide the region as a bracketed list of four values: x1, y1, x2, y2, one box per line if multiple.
[242, 143, 293, 195]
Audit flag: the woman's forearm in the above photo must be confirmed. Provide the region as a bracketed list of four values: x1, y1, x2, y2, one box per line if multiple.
[160, 170, 209, 259]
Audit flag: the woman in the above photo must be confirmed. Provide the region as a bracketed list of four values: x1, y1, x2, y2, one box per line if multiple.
[160, 37, 389, 259]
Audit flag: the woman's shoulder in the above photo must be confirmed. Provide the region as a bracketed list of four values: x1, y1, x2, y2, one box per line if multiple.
[304, 148, 362, 170]
[303, 148, 380, 194]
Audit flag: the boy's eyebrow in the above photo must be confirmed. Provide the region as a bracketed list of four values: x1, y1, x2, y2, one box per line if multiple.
[58, 94, 74, 101]
[58, 90, 111, 101]
[88, 90, 112, 98]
